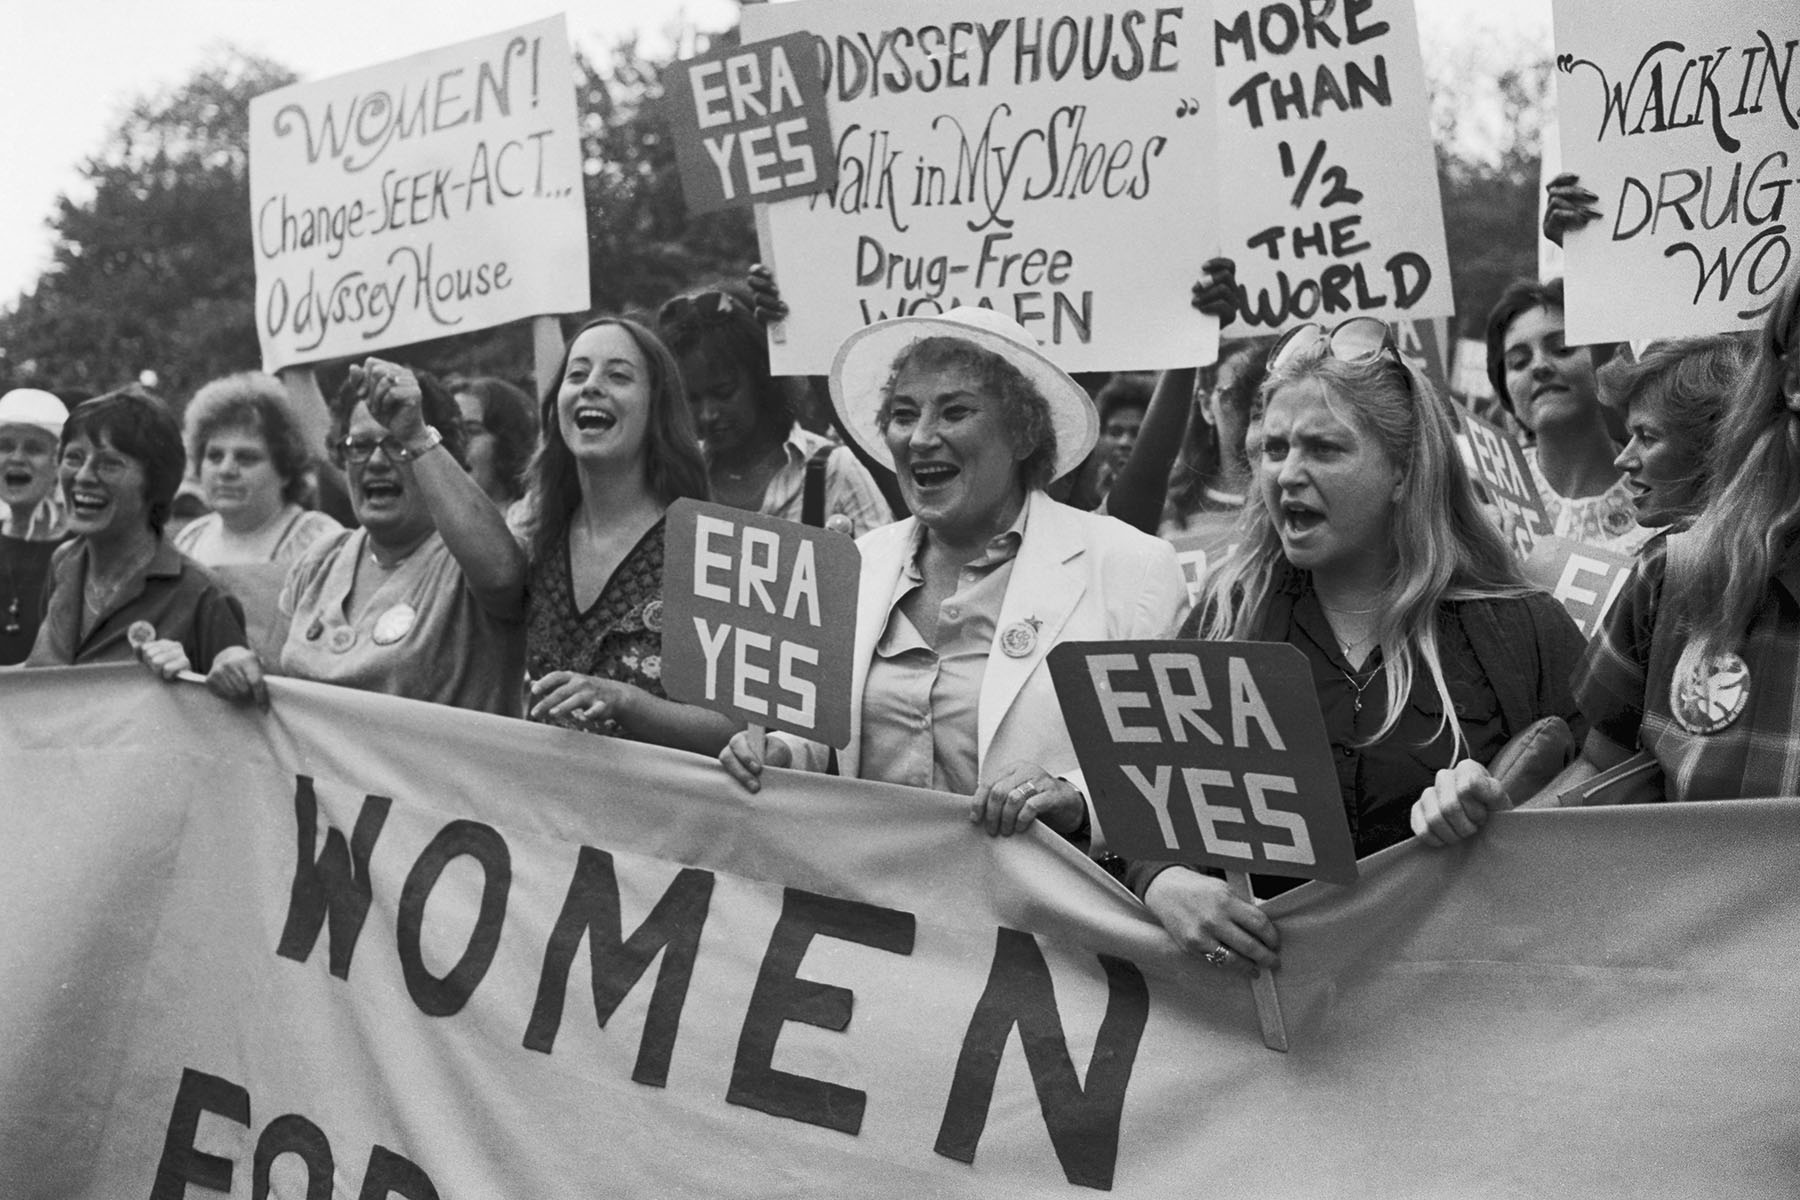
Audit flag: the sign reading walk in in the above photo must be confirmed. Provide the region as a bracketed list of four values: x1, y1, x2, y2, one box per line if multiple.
[741, 0, 1222, 375]
[660, 498, 861, 746]
[1048, 640, 1356, 884]
[7, 670, 1800, 1196]
[1554, 0, 1797, 343]
[248, 17, 589, 369]
[1212, 0, 1453, 333]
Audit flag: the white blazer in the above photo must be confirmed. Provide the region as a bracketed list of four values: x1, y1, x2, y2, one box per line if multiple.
[779, 491, 1190, 814]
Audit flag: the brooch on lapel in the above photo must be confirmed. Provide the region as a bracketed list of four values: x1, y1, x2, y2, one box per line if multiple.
[1000, 616, 1042, 659]
[641, 599, 664, 632]
[1670, 650, 1749, 734]
[127, 621, 157, 649]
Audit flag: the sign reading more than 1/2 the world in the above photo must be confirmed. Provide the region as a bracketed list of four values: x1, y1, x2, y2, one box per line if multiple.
[741, 0, 1222, 375]
[664, 32, 838, 215]
[659, 499, 861, 747]
[248, 17, 589, 370]
[1212, 0, 1454, 333]
[1048, 640, 1356, 885]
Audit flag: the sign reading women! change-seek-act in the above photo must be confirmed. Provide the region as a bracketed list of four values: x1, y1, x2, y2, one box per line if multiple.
[1553, 0, 1796, 344]
[248, 17, 589, 370]
[1214, 0, 1453, 334]
[740, 0, 1221, 375]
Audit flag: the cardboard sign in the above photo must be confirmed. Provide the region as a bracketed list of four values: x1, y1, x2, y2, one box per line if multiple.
[1396, 317, 1451, 400]
[665, 33, 836, 214]
[1462, 411, 1552, 556]
[660, 499, 860, 746]
[1213, 0, 1453, 333]
[1554, 0, 1797, 343]
[1165, 526, 1240, 606]
[248, 17, 589, 370]
[741, 0, 1221, 375]
[1048, 640, 1356, 884]
[1524, 534, 1634, 639]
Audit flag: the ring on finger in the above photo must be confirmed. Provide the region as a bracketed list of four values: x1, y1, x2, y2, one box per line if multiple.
[1203, 945, 1232, 968]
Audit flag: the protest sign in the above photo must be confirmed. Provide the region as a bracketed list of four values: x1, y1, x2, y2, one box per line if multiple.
[741, 0, 1221, 375]
[1047, 640, 1355, 884]
[1554, 0, 1797, 343]
[248, 17, 589, 370]
[8, 670, 1800, 1196]
[665, 33, 837, 214]
[1213, 0, 1454, 333]
[1524, 534, 1634, 638]
[660, 498, 860, 746]
[1462, 410, 1552, 555]
[1395, 316, 1451, 399]
[1165, 526, 1239, 605]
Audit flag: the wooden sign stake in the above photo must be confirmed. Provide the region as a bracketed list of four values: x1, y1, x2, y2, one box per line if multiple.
[1227, 870, 1288, 1053]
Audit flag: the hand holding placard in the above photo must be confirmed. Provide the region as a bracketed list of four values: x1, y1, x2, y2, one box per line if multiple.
[661, 499, 860, 747]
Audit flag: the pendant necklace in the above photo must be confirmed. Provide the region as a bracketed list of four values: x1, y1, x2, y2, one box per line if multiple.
[1341, 660, 1379, 714]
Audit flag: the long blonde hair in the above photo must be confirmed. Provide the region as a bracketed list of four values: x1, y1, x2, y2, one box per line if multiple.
[1665, 277, 1800, 679]
[1198, 344, 1531, 753]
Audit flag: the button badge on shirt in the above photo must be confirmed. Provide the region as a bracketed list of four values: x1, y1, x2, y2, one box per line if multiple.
[372, 604, 417, 646]
[327, 626, 357, 654]
[999, 617, 1041, 659]
[1670, 650, 1749, 735]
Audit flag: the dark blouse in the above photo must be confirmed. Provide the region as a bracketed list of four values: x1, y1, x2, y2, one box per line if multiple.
[524, 519, 668, 738]
[0, 534, 60, 665]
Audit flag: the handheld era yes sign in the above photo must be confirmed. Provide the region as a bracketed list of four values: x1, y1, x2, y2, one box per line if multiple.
[661, 499, 859, 746]
[1462, 411, 1552, 556]
[1048, 641, 1356, 885]
[663, 32, 836, 215]
[1524, 535, 1633, 639]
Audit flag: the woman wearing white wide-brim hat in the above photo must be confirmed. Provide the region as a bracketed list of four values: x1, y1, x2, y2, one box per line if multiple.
[720, 306, 1189, 848]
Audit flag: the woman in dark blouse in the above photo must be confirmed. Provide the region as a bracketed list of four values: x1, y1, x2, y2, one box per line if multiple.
[515, 316, 736, 754]
[1135, 317, 1584, 974]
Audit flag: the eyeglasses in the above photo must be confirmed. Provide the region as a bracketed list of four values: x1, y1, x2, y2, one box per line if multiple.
[337, 434, 409, 464]
[1268, 316, 1399, 373]
[658, 291, 746, 328]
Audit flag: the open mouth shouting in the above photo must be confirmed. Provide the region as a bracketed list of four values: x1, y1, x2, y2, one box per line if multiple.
[358, 476, 406, 508]
[570, 405, 618, 436]
[908, 460, 960, 492]
[1280, 499, 1326, 537]
[1, 466, 41, 497]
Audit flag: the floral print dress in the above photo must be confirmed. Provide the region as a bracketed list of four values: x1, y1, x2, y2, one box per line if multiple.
[525, 519, 668, 738]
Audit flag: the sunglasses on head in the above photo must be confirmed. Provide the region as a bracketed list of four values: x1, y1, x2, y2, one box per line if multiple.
[658, 291, 746, 328]
[1268, 316, 1400, 373]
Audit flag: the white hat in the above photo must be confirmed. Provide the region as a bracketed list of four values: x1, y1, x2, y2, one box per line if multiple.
[828, 307, 1097, 481]
[0, 388, 67, 437]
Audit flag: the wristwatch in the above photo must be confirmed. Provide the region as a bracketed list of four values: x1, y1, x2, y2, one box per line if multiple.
[399, 425, 443, 461]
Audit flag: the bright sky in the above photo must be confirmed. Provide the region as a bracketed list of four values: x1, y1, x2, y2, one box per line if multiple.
[0, 0, 1548, 312]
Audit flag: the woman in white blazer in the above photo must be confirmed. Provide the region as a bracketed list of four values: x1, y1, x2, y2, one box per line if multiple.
[720, 306, 1189, 848]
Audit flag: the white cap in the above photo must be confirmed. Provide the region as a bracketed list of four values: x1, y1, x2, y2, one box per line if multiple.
[0, 389, 67, 437]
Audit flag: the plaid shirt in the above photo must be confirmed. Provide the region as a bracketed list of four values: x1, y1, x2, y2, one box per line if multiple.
[1576, 538, 1800, 802]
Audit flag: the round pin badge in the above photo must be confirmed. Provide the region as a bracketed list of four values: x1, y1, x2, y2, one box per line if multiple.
[641, 599, 664, 633]
[372, 604, 417, 646]
[327, 626, 357, 654]
[1670, 651, 1750, 734]
[126, 620, 157, 649]
[999, 619, 1039, 659]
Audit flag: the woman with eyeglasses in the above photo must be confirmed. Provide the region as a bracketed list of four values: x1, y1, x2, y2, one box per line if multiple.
[196, 358, 528, 715]
[656, 286, 892, 537]
[26, 389, 247, 669]
[513, 316, 738, 754]
[1129, 316, 1585, 975]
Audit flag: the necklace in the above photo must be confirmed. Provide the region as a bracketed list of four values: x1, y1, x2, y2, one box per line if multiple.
[368, 538, 425, 571]
[1320, 600, 1381, 616]
[1340, 660, 1380, 714]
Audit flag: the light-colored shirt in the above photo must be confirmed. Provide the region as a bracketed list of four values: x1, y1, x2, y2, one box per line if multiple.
[173, 505, 342, 568]
[858, 504, 1026, 795]
[279, 528, 525, 717]
[1524, 447, 1656, 556]
[760, 425, 894, 538]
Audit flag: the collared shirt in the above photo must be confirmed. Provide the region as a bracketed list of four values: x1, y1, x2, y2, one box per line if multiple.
[1576, 541, 1800, 801]
[858, 502, 1028, 796]
[27, 538, 245, 669]
[760, 425, 894, 538]
[279, 529, 525, 717]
